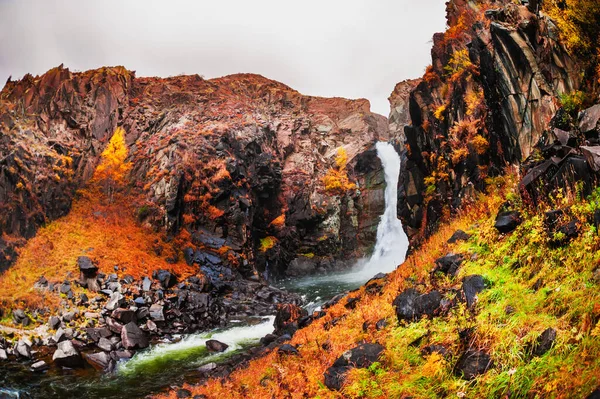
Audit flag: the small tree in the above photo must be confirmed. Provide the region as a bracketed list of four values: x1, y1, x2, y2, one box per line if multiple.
[93, 127, 131, 202]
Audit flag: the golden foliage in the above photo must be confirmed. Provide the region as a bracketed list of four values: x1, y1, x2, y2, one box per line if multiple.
[444, 49, 475, 81]
[94, 127, 130, 185]
[544, 0, 600, 56]
[322, 148, 357, 194]
[470, 134, 489, 155]
[434, 104, 447, 121]
[269, 214, 286, 228]
[259, 236, 277, 252]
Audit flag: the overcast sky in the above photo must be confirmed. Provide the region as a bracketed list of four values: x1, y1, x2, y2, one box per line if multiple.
[0, 0, 446, 116]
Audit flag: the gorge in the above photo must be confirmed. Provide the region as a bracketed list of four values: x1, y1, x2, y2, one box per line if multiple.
[2, 0, 600, 398]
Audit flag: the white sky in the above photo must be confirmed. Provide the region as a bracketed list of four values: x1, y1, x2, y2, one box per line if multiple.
[0, 0, 447, 116]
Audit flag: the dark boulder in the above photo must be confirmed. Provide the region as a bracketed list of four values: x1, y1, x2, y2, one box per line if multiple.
[531, 328, 556, 357]
[421, 344, 448, 358]
[454, 349, 492, 380]
[77, 256, 98, 276]
[494, 211, 521, 234]
[111, 308, 137, 324]
[176, 389, 192, 398]
[277, 344, 299, 355]
[149, 304, 165, 321]
[97, 337, 114, 352]
[581, 146, 600, 172]
[205, 339, 229, 353]
[433, 253, 463, 276]
[323, 343, 384, 390]
[447, 230, 470, 244]
[152, 269, 178, 289]
[53, 340, 84, 368]
[86, 327, 112, 342]
[121, 322, 149, 349]
[84, 351, 112, 371]
[393, 288, 442, 322]
[462, 275, 486, 309]
[587, 388, 600, 399]
[549, 219, 579, 247]
[345, 297, 360, 309]
[12, 309, 31, 326]
[274, 303, 308, 336]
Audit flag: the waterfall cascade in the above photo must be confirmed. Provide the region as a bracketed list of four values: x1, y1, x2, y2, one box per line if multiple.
[359, 141, 409, 275]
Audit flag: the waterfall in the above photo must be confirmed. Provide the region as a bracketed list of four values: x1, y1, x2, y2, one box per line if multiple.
[357, 141, 409, 276]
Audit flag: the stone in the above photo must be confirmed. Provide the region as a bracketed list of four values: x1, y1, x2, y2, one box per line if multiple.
[205, 339, 229, 353]
[433, 253, 463, 276]
[152, 269, 177, 289]
[149, 304, 165, 321]
[121, 322, 149, 349]
[375, 319, 388, 330]
[393, 288, 442, 322]
[147, 319, 158, 332]
[86, 327, 112, 342]
[48, 316, 61, 330]
[105, 292, 125, 311]
[454, 349, 492, 380]
[277, 344, 299, 355]
[62, 311, 76, 322]
[84, 351, 112, 371]
[447, 230, 470, 243]
[421, 345, 448, 357]
[53, 340, 84, 368]
[324, 343, 384, 390]
[0, 348, 7, 360]
[54, 328, 67, 343]
[494, 211, 521, 233]
[176, 389, 192, 398]
[136, 307, 150, 320]
[579, 104, 600, 134]
[198, 362, 217, 373]
[30, 360, 49, 372]
[260, 334, 278, 346]
[111, 308, 137, 324]
[581, 146, 600, 172]
[549, 218, 580, 247]
[77, 256, 98, 276]
[106, 317, 124, 334]
[15, 340, 31, 358]
[142, 277, 152, 291]
[587, 388, 600, 399]
[98, 337, 114, 352]
[134, 297, 146, 307]
[462, 275, 486, 308]
[532, 328, 556, 357]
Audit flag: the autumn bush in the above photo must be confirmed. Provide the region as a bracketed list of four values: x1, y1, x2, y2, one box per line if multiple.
[93, 127, 131, 202]
[322, 148, 357, 194]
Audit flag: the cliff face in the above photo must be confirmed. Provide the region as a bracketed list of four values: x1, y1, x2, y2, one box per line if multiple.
[390, 0, 583, 243]
[0, 67, 388, 275]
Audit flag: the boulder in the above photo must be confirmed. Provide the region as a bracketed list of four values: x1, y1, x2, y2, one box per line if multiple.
[149, 304, 165, 321]
[176, 389, 192, 398]
[531, 328, 556, 357]
[153, 269, 177, 289]
[277, 344, 299, 355]
[433, 253, 463, 276]
[12, 309, 30, 326]
[205, 339, 229, 353]
[53, 340, 84, 368]
[454, 349, 492, 380]
[48, 316, 61, 330]
[105, 292, 125, 311]
[579, 104, 600, 134]
[581, 146, 600, 172]
[549, 219, 579, 247]
[0, 348, 7, 360]
[85, 351, 112, 371]
[98, 337, 114, 352]
[121, 322, 149, 349]
[323, 343, 384, 390]
[77, 256, 98, 276]
[111, 308, 137, 324]
[587, 388, 600, 399]
[142, 277, 152, 291]
[393, 288, 442, 322]
[14, 340, 31, 358]
[30, 360, 49, 372]
[462, 275, 486, 308]
[86, 327, 112, 342]
[447, 230, 470, 244]
[494, 211, 521, 234]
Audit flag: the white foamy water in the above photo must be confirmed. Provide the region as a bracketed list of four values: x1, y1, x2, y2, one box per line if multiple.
[360, 141, 409, 274]
[117, 316, 275, 376]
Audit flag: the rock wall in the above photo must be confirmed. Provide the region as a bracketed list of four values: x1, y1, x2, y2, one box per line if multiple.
[390, 0, 583, 243]
[0, 68, 389, 276]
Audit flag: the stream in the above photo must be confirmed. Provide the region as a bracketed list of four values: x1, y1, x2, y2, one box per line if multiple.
[0, 142, 408, 399]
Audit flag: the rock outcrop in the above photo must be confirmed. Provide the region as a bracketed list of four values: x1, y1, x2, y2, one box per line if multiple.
[0, 67, 390, 276]
[390, 0, 584, 243]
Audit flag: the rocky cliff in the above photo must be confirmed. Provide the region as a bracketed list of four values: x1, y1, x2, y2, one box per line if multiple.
[390, 0, 588, 243]
[0, 67, 389, 275]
